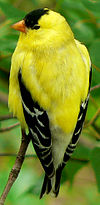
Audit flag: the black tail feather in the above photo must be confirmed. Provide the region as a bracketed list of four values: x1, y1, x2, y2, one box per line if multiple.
[53, 165, 63, 197]
[40, 165, 64, 199]
[46, 177, 52, 194]
[40, 175, 47, 199]
[40, 174, 52, 199]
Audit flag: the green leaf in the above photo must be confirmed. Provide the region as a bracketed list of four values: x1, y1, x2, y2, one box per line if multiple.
[64, 160, 87, 185]
[0, 38, 16, 53]
[81, 0, 100, 17]
[57, 0, 86, 12]
[0, 1, 25, 19]
[90, 69, 100, 93]
[72, 23, 94, 44]
[57, 0, 88, 24]
[86, 100, 98, 122]
[0, 102, 8, 115]
[89, 39, 100, 68]
[91, 147, 100, 192]
[73, 143, 91, 160]
[0, 73, 8, 93]
[56, 0, 95, 44]
[24, 176, 43, 196]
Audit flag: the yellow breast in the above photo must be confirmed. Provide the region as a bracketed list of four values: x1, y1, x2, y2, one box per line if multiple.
[8, 38, 90, 134]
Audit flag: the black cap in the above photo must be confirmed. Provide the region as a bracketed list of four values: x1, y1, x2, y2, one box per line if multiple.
[24, 8, 49, 29]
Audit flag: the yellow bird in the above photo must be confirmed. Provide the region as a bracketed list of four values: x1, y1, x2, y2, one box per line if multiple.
[8, 8, 92, 198]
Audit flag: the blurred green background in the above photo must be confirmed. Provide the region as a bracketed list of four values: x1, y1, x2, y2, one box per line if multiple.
[0, 0, 100, 204]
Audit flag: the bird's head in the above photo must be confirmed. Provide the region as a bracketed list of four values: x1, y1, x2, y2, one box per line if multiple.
[12, 8, 74, 50]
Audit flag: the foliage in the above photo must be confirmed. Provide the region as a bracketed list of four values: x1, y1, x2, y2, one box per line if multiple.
[0, 0, 100, 204]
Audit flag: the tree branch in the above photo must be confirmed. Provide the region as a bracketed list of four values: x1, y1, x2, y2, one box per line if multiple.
[0, 122, 20, 132]
[0, 130, 31, 205]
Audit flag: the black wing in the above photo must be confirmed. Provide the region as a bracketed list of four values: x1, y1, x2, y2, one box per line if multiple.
[63, 94, 89, 163]
[18, 70, 55, 178]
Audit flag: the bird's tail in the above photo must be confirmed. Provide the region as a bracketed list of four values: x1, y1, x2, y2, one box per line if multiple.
[40, 166, 63, 199]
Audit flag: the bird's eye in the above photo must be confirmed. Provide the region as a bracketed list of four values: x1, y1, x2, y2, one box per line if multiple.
[33, 25, 40, 30]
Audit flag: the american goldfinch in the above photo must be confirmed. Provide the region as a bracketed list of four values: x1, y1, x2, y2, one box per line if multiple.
[8, 8, 92, 198]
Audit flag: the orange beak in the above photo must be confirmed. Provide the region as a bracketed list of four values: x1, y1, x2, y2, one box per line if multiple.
[11, 20, 26, 33]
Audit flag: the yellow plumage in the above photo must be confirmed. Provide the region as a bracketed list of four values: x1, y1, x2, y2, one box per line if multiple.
[8, 8, 91, 197]
[9, 10, 90, 132]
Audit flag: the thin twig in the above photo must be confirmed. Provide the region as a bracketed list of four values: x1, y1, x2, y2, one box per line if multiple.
[0, 67, 9, 74]
[84, 108, 100, 128]
[89, 126, 100, 140]
[0, 122, 20, 132]
[0, 54, 11, 60]
[0, 19, 11, 29]
[71, 157, 89, 163]
[89, 96, 99, 109]
[0, 153, 89, 163]
[90, 84, 100, 92]
[0, 153, 37, 158]
[0, 130, 31, 205]
[92, 124, 100, 135]
[92, 64, 100, 72]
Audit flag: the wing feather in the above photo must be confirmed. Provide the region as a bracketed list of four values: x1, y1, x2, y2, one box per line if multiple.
[18, 70, 55, 178]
